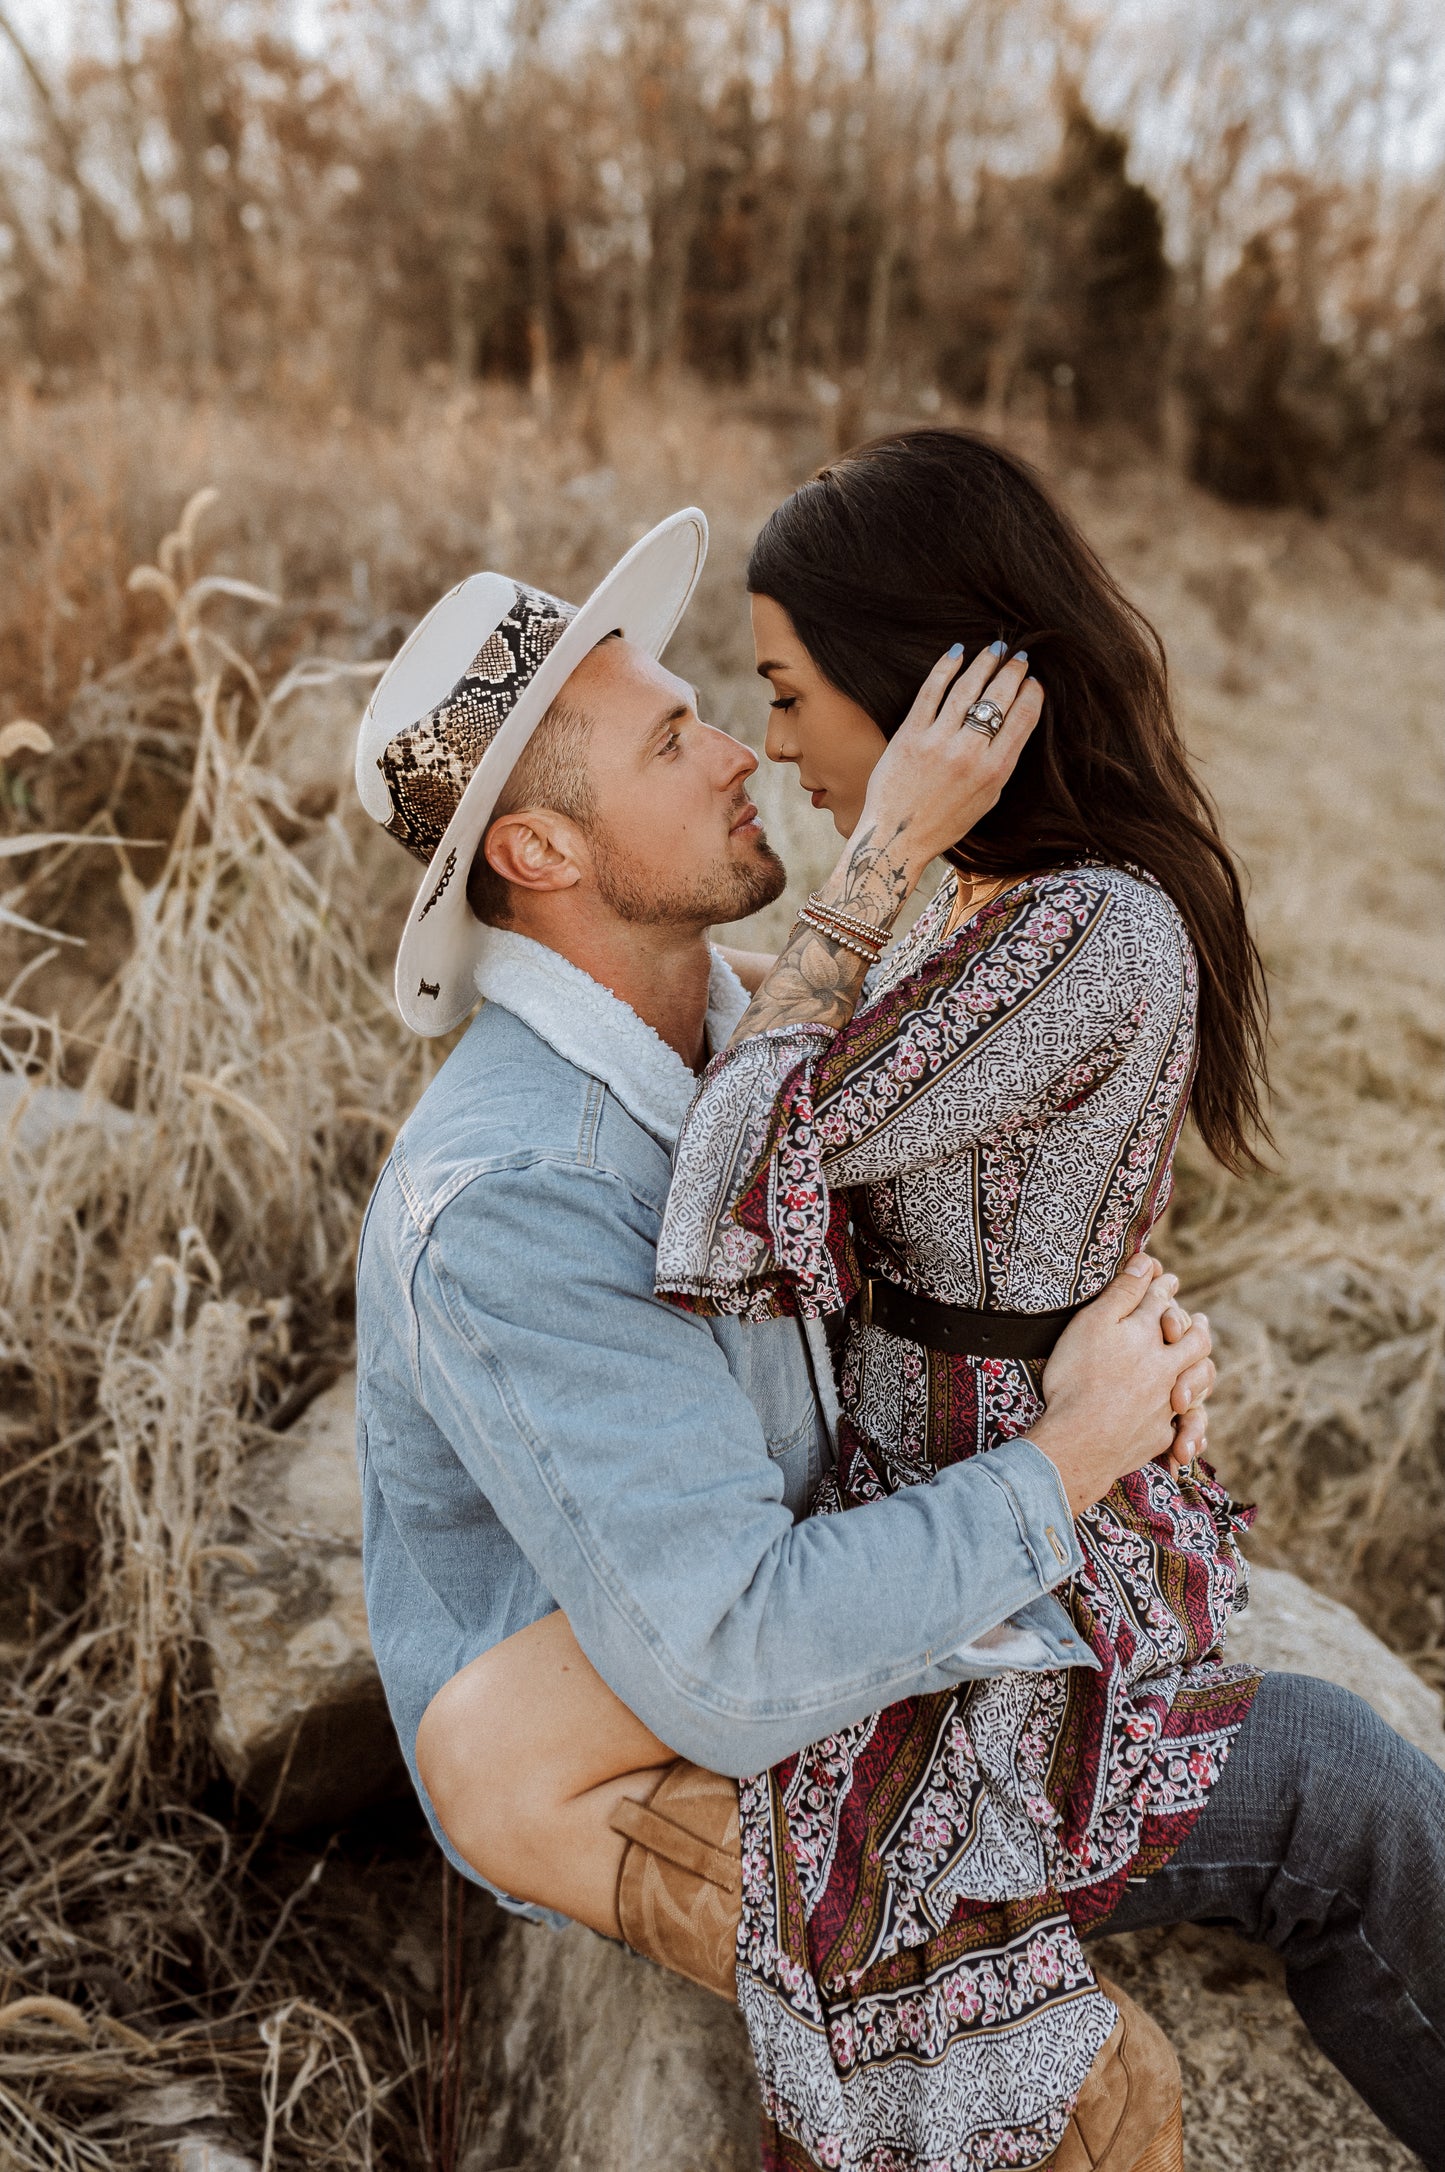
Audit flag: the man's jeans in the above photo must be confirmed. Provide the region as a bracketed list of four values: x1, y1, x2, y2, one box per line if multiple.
[1095, 1671, 1445, 2167]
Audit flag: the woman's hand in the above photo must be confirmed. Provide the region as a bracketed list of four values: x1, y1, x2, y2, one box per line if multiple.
[726, 644, 1040, 1048]
[857, 642, 1043, 889]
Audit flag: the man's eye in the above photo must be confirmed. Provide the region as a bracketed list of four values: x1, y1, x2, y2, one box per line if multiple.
[662, 731, 682, 754]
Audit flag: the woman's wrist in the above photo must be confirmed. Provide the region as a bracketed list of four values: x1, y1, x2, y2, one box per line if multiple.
[819, 816, 920, 933]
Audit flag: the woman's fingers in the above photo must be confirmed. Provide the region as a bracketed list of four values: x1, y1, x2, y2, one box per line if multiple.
[995, 674, 1044, 758]
[910, 643, 1032, 736]
[909, 644, 977, 729]
[939, 649, 1029, 732]
[863, 641, 1042, 862]
[937, 642, 1010, 723]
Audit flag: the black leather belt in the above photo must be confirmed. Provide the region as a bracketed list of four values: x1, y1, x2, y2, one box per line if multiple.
[863, 1277, 1083, 1361]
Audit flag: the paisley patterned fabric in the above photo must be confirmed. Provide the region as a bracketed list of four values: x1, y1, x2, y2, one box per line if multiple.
[657, 866, 1260, 2172]
[376, 582, 575, 863]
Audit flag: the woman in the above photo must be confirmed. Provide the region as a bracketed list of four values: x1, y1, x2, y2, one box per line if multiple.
[649, 430, 1266, 2168]
[421, 429, 1264, 2170]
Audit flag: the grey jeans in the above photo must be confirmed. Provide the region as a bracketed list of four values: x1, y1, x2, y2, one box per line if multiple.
[1095, 1670, 1445, 2167]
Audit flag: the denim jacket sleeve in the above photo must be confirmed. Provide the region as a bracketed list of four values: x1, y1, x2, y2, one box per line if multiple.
[413, 1154, 1087, 1777]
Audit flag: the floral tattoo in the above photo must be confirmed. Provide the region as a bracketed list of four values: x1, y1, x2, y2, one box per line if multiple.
[730, 819, 916, 1041]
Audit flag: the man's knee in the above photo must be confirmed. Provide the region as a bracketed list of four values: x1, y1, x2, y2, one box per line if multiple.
[1230, 1671, 1445, 1892]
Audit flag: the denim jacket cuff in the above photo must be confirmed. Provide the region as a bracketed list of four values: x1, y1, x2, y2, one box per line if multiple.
[980, 1435, 1083, 1588]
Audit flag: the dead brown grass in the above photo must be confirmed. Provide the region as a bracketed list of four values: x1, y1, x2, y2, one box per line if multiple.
[0, 374, 1439, 2166]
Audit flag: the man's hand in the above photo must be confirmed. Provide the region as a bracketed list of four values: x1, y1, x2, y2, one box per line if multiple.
[1160, 1291, 1210, 1477]
[1027, 1255, 1215, 1517]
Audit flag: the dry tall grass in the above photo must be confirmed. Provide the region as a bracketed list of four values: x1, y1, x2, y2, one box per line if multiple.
[0, 375, 1440, 2166]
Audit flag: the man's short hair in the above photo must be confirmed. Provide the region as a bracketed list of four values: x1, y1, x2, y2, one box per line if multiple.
[465, 696, 595, 925]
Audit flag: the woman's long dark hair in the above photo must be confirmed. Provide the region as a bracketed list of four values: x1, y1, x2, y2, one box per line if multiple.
[747, 427, 1269, 1174]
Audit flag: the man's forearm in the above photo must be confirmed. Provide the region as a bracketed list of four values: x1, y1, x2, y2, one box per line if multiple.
[558, 1436, 1087, 1777]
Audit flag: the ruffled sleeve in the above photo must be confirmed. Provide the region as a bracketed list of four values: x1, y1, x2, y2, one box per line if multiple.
[655, 1022, 853, 1320]
[654, 871, 1192, 1321]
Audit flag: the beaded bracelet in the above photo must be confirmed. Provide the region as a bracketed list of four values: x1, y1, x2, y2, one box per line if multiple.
[799, 886, 890, 946]
[798, 900, 889, 962]
[804, 890, 890, 943]
[803, 908, 889, 958]
[804, 890, 893, 956]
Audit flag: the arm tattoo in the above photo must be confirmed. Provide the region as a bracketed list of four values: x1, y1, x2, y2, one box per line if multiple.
[729, 820, 916, 1042]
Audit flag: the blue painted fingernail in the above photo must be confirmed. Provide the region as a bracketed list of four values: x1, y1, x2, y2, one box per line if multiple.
[1013, 649, 1028, 663]
[947, 642, 964, 659]
[989, 639, 1006, 657]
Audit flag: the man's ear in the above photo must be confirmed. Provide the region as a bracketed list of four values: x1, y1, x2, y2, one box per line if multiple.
[483, 807, 585, 896]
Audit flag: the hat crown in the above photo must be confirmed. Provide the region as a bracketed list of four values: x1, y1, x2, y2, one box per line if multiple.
[377, 581, 576, 865]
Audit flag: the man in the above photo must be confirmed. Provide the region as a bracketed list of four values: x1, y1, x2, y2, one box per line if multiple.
[354, 516, 1444, 2168]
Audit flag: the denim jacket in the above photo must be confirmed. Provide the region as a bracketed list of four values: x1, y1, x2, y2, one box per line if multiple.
[355, 932, 1093, 1898]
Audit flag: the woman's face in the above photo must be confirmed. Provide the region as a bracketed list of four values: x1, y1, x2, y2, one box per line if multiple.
[751, 593, 888, 838]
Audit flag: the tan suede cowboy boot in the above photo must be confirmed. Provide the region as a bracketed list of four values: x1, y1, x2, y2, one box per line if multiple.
[609, 1761, 742, 2001]
[1049, 1978, 1184, 2172]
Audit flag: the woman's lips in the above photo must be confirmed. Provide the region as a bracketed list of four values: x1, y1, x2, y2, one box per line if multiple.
[809, 789, 828, 808]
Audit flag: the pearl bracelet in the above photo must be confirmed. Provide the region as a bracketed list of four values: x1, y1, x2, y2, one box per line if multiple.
[798, 900, 889, 962]
[804, 890, 892, 946]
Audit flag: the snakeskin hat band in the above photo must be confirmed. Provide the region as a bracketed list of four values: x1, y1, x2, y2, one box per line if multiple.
[354, 508, 708, 1035]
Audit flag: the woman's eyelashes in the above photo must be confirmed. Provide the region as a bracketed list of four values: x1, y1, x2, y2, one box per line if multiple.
[769, 697, 796, 713]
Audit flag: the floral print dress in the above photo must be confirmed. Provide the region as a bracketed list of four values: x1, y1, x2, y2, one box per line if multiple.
[656, 865, 1259, 2172]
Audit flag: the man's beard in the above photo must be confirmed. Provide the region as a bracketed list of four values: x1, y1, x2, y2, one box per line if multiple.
[590, 823, 787, 930]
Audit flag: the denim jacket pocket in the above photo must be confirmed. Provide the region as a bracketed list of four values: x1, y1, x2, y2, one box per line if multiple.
[768, 1420, 823, 1518]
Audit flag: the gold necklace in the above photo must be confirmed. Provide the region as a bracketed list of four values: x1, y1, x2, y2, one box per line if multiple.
[943, 870, 1014, 937]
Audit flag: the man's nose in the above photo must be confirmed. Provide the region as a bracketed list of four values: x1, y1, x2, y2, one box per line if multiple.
[704, 724, 758, 786]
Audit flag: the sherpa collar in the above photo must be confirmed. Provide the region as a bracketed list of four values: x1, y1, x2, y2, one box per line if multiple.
[473, 930, 749, 1145]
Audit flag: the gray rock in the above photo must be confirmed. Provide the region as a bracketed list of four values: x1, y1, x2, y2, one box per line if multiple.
[1230, 1562, 1445, 1764]
[170, 2144, 260, 2172]
[464, 1915, 758, 2172]
[203, 1372, 405, 1831]
[1086, 1567, 1439, 2165]
[1089, 1923, 1418, 2172]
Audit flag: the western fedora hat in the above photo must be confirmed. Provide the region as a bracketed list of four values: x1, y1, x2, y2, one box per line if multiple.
[355, 507, 708, 1034]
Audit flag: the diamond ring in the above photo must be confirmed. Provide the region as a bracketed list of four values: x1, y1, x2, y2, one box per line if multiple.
[963, 698, 1006, 739]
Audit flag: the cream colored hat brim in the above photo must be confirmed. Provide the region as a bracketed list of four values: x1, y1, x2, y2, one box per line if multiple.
[376, 508, 708, 1035]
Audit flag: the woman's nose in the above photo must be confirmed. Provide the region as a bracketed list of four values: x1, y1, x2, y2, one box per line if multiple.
[765, 712, 795, 763]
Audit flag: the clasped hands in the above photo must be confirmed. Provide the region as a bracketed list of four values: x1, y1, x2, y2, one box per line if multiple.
[1029, 1252, 1216, 1521]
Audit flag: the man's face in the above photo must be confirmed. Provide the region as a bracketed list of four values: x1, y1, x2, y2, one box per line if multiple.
[568, 638, 787, 927]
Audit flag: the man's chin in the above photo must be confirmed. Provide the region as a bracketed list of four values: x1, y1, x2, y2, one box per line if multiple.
[591, 833, 788, 929]
[712, 838, 788, 925]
